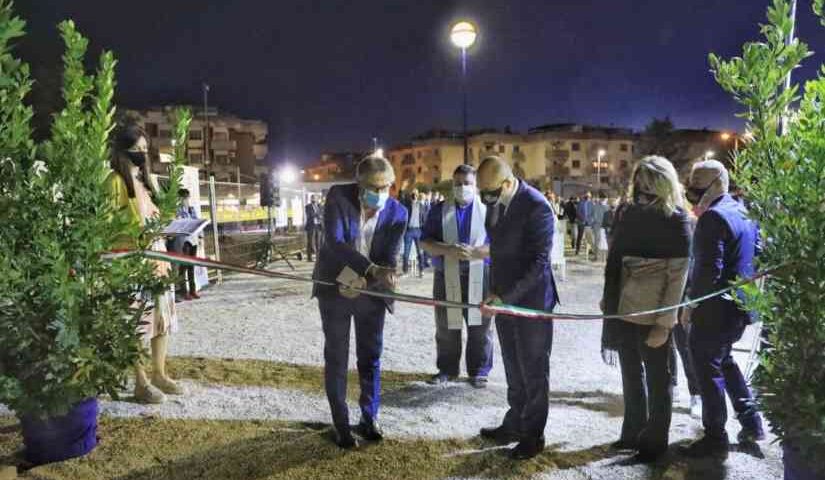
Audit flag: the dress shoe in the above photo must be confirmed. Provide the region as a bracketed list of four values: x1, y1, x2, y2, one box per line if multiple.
[610, 439, 639, 451]
[183, 293, 193, 301]
[427, 373, 457, 385]
[510, 437, 545, 460]
[469, 376, 488, 389]
[480, 425, 519, 444]
[681, 435, 729, 460]
[333, 426, 358, 449]
[190, 292, 201, 300]
[633, 448, 666, 464]
[737, 426, 766, 443]
[355, 420, 384, 442]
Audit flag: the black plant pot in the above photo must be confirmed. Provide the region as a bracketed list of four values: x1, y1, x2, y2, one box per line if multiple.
[783, 441, 824, 480]
[19, 397, 99, 466]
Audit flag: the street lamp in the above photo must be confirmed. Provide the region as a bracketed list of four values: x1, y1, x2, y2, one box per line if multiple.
[450, 21, 477, 165]
[705, 150, 715, 160]
[279, 165, 298, 184]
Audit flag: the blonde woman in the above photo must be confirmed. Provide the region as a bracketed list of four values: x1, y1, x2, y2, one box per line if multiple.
[108, 121, 181, 404]
[600, 156, 692, 462]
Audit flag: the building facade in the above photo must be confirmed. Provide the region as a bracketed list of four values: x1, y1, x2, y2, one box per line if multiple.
[303, 151, 366, 182]
[129, 106, 269, 182]
[302, 124, 733, 197]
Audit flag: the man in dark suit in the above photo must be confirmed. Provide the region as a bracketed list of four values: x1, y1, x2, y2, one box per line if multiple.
[477, 155, 558, 460]
[683, 160, 764, 459]
[312, 155, 408, 449]
[305, 194, 323, 261]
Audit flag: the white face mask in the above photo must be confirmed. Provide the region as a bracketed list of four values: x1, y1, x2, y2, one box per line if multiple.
[453, 184, 475, 205]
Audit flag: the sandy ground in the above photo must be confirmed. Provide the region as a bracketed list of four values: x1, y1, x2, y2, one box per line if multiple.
[2, 257, 781, 479]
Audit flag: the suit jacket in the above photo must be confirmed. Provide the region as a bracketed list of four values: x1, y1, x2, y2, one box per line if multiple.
[312, 184, 408, 311]
[305, 202, 323, 231]
[488, 180, 558, 311]
[690, 194, 759, 337]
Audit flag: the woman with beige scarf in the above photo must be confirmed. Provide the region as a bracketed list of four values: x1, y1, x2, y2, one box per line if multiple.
[600, 156, 691, 463]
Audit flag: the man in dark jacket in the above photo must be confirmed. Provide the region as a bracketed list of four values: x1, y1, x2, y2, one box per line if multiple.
[305, 195, 323, 261]
[563, 197, 578, 249]
[682, 160, 764, 459]
[312, 155, 408, 449]
[477, 155, 558, 460]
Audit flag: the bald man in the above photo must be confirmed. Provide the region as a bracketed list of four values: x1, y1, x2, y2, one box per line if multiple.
[477, 155, 559, 460]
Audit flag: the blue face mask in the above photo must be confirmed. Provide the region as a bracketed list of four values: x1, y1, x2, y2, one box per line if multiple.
[362, 188, 389, 209]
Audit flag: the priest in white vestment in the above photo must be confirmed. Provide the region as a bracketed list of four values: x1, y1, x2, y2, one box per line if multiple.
[421, 164, 493, 388]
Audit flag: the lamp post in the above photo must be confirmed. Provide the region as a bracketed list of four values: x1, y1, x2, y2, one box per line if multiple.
[705, 150, 715, 161]
[450, 21, 477, 165]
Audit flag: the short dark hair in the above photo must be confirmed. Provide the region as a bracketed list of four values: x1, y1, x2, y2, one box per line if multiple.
[598, 190, 608, 199]
[453, 164, 476, 177]
[178, 188, 190, 198]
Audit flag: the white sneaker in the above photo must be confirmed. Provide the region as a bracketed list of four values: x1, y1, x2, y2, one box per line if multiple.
[690, 395, 702, 420]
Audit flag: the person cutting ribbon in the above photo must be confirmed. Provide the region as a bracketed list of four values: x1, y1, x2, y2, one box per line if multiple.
[310, 154, 408, 450]
[421, 164, 493, 389]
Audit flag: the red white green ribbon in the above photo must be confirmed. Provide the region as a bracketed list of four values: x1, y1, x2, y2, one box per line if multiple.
[102, 250, 777, 321]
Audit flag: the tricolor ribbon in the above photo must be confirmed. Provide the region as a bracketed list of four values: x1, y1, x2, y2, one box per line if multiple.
[102, 250, 780, 321]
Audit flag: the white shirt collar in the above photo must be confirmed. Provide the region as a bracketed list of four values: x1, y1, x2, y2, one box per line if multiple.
[499, 178, 519, 209]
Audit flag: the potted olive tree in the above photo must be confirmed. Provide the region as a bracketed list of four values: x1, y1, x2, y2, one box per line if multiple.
[0, 1, 189, 465]
[710, 1, 825, 478]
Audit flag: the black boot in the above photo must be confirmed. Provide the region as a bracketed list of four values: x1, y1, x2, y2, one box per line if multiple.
[682, 435, 729, 459]
[479, 425, 519, 445]
[355, 419, 384, 442]
[332, 425, 358, 449]
[511, 436, 545, 460]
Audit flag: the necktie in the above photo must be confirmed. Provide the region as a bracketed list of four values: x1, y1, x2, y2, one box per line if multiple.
[486, 203, 506, 231]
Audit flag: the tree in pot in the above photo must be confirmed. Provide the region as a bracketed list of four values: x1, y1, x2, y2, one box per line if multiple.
[0, 1, 190, 466]
[709, 0, 825, 478]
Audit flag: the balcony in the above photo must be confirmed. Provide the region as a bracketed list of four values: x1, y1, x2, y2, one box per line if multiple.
[210, 140, 237, 152]
[253, 144, 268, 159]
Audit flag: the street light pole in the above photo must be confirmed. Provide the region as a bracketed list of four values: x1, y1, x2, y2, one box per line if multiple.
[450, 21, 477, 165]
[203, 83, 211, 178]
[461, 47, 468, 165]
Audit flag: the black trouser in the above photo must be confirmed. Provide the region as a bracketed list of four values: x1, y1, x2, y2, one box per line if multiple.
[575, 222, 587, 254]
[497, 314, 554, 441]
[690, 326, 761, 439]
[306, 227, 322, 260]
[618, 323, 673, 454]
[178, 242, 197, 295]
[671, 321, 700, 395]
[433, 271, 493, 378]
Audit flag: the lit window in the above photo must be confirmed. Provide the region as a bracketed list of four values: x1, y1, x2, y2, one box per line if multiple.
[620, 143, 628, 152]
[513, 145, 521, 153]
[572, 160, 581, 169]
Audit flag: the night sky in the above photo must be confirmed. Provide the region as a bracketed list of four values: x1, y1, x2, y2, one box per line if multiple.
[17, 1, 825, 166]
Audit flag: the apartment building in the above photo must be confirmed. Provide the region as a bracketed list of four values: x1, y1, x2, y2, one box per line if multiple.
[304, 151, 366, 182]
[130, 106, 269, 182]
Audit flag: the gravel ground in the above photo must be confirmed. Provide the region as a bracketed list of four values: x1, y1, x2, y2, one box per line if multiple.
[2, 257, 782, 479]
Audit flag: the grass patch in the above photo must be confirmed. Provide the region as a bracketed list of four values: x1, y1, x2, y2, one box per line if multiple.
[0, 416, 611, 480]
[165, 356, 430, 399]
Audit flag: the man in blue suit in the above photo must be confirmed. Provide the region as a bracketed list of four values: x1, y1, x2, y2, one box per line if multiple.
[682, 160, 764, 459]
[312, 155, 408, 449]
[477, 155, 559, 460]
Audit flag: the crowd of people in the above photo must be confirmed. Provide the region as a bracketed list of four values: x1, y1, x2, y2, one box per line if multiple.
[108, 120, 762, 463]
[308, 152, 763, 463]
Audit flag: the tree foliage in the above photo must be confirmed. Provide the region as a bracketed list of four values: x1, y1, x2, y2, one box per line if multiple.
[0, 2, 190, 418]
[710, 0, 825, 470]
